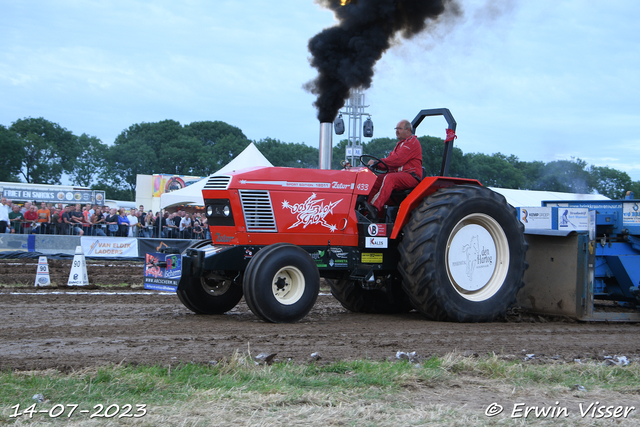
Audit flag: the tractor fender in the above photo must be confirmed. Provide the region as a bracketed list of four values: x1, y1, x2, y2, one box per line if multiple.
[390, 176, 482, 240]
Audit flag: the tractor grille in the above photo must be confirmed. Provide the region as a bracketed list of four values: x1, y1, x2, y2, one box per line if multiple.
[239, 190, 278, 232]
[204, 175, 232, 190]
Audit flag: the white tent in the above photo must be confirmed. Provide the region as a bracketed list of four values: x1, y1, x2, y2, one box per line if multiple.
[160, 143, 273, 209]
[489, 187, 610, 208]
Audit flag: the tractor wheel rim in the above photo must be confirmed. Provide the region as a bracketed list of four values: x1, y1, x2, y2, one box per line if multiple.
[271, 266, 305, 305]
[200, 273, 231, 296]
[445, 213, 510, 302]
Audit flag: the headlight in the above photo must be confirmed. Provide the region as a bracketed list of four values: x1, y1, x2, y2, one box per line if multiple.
[204, 199, 234, 227]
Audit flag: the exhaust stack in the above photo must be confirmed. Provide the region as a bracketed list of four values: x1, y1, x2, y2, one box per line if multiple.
[319, 122, 333, 170]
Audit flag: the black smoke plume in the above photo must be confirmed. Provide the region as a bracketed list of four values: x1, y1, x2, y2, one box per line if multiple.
[305, 0, 461, 123]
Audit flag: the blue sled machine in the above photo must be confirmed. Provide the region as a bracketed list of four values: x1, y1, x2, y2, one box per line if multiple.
[516, 199, 640, 321]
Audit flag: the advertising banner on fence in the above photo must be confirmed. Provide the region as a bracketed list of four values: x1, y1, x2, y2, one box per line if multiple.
[144, 252, 181, 292]
[137, 238, 194, 258]
[81, 237, 139, 257]
[2, 187, 106, 205]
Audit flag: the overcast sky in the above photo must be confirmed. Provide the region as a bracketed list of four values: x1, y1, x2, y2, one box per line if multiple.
[2, 0, 639, 181]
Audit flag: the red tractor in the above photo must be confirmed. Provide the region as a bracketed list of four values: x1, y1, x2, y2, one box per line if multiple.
[176, 109, 528, 322]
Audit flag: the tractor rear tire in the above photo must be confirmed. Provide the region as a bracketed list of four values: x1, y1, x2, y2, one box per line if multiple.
[329, 275, 413, 314]
[243, 243, 320, 323]
[398, 185, 527, 322]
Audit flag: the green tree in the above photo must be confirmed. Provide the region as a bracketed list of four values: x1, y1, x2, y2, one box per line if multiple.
[462, 152, 526, 188]
[10, 117, 79, 184]
[532, 158, 592, 193]
[627, 181, 640, 199]
[363, 137, 396, 161]
[331, 139, 348, 169]
[589, 166, 632, 199]
[107, 123, 163, 195]
[70, 134, 108, 187]
[185, 121, 251, 173]
[105, 119, 253, 197]
[255, 138, 318, 168]
[90, 181, 134, 202]
[516, 160, 546, 190]
[417, 135, 466, 178]
[0, 125, 23, 182]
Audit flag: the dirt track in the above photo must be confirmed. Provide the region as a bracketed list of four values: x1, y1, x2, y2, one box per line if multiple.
[2, 264, 640, 370]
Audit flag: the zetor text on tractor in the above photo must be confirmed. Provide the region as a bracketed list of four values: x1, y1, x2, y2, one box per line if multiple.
[175, 108, 528, 323]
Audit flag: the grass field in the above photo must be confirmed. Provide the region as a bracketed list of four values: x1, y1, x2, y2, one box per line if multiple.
[1, 351, 638, 426]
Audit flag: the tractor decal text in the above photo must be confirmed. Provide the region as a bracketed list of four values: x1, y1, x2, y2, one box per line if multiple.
[239, 180, 331, 189]
[281, 193, 343, 232]
[215, 233, 235, 243]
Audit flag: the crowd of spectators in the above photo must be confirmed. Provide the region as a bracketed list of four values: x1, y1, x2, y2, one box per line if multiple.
[0, 197, 209, 239]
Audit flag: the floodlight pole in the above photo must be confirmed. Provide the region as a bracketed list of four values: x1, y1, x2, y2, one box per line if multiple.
[338, 88, 371, 166]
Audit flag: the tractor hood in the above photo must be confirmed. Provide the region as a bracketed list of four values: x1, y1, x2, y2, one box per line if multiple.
[203, 166, 377, 196]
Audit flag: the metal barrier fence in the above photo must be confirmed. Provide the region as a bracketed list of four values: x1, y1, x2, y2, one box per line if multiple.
[0, 234, 199, 258]
[4, 222, 209, 240]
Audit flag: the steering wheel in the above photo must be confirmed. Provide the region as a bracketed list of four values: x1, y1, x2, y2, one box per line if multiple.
[359, 155, 389, 175]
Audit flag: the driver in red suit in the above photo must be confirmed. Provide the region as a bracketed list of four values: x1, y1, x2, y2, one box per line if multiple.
[365, 119, 423, 219]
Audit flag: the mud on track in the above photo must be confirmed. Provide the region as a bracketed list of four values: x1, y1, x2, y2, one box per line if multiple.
[1, 281, 640, 371]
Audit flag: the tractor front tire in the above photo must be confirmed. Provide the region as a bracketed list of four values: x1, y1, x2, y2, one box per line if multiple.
[243, 243, 319, 323]
[177, 270, 243, 315]
[398, 185, 527, 322]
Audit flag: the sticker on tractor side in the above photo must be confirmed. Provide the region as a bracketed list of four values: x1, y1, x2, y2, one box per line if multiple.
[244, 247, 255, 259]
[367, 223, 387, 237]
[365, 237, 388, 248]
[281, 192, 343, 232]
[310, 249, 349, 268]
[362, 253, 383, 263]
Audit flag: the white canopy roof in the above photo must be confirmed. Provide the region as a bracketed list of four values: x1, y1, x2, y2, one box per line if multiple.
[489, 187, 610, 208]
[160, 142, 273, 209]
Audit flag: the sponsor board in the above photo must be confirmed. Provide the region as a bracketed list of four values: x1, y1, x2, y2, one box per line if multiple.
[144, 252, 181, 291]
[144, 282, 178, 292]
[623, 202, 640, 225]
[518, 207, 553, 230]
[137, 239, 193, 258]
[2, 187, 105, 205]
[82, 237, 139, 257]
[558, 208, 589, 230]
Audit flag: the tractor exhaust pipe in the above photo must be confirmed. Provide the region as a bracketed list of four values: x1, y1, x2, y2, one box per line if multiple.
[319, 122, 333, 170]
